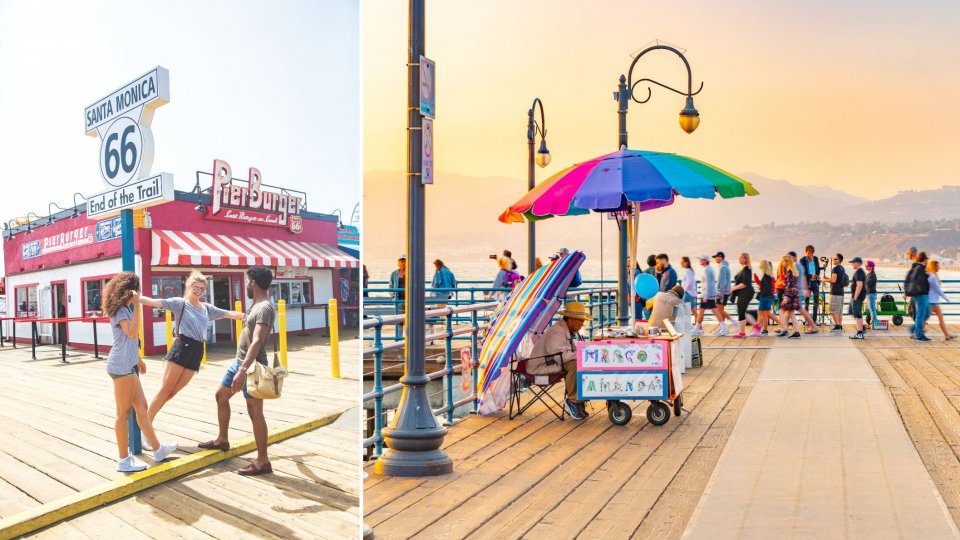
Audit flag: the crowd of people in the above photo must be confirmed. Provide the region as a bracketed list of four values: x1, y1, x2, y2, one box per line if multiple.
[104, 265, 279, 474]
[637, 246, 955, 342]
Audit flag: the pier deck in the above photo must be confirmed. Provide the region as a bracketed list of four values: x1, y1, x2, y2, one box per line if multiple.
[365, 324, 960, 539]
[0, 333, 359, 539]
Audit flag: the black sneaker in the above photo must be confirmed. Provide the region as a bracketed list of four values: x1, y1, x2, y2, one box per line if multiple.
[565, 399, 585, 420]
[761, 330, 769, 335]
[849, 332, 864, 340]
[831, 325, 843, 332]
[578, 402, 590, 418]
[788, 331, 801, 339]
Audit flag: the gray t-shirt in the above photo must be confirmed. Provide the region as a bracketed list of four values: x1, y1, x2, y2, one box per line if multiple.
[237, 300, 276, 365]
[161, 297, 227, 341]
[106, 305, 140, 375]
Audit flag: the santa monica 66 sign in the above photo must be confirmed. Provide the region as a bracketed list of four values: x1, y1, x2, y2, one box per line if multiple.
[84, 67, 174, 217]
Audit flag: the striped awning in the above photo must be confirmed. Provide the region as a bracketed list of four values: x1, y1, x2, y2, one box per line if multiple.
[151, 230, 358, 268]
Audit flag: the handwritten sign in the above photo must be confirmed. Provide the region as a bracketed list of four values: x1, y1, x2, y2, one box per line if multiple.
[577, 340, 667, 371]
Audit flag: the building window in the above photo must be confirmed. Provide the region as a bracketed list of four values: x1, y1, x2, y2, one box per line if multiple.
[82, 278, 109, 317]
[270, 280, 312, 305]
[151, 276, 186, 318]
[15, 285, 38, 317]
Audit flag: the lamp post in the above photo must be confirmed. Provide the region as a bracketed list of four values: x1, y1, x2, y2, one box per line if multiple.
[375, 0, 453, 477]
[527, 98, 551, 274]
[614, 44, 701, 326]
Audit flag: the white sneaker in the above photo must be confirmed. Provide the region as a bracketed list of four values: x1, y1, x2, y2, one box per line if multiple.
[141, 438, 153, 452]
[691, 328, 704, 336]
[117, 455, 148, 472]
[153, 443, 179, 463]
[714, 328, 730, 336]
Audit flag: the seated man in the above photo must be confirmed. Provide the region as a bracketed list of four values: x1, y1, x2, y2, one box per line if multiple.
[526, 301, 592, 420]
[646, 285, 686, 331]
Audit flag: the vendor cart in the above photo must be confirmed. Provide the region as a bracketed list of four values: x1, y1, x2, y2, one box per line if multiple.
[576, 334, 685, 426]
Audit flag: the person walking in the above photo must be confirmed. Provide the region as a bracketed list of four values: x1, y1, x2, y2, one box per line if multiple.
[825, 254, 847, 331]
[713, 252, 733, 335]
[680, 256, 697, 313]
[431, 259, 458, 301]
[388, 255, 406, 300]
[848, 257, 868, 339]
[776, 256, 802, 338]
[905, 252, 931, 341]
[791, 251, 818, 333]
[866, 260, 879, 328]
[657, 253, 678, 292]
[801, 245, 822, 320]
[729, 252, 757, 339]
[137, 271, 245, 439]
[102, 272, 178, 472]
[692, 255, 724, 336]
[927, 259, 955, 340]
[754, 260, 775, 336]
[199, 265, 278, 475]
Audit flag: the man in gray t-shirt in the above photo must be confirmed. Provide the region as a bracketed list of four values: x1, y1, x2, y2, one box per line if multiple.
[199, 265, 278, 476]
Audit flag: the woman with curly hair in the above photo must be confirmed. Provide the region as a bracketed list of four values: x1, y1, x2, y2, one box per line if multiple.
[103, 272, 178, 472]
[136, 270, 244, 446]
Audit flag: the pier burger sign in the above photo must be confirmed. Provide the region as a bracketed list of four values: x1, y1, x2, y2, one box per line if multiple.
[207, 158, 304, 234]
[85, 67, 175, 217]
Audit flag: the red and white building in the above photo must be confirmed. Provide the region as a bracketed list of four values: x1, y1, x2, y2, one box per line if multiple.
[2, 182, 359, 355]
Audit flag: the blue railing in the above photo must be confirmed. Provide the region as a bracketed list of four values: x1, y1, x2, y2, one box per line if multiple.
[361, 301, 496, 456]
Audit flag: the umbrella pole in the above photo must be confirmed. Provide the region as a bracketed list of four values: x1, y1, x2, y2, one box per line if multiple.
[628, 203, 640, 329]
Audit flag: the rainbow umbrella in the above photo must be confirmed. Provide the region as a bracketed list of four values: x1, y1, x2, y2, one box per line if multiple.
[499, 148, 757, 223]
[476, 251, 585, 415]
[498, 147, 757, 326]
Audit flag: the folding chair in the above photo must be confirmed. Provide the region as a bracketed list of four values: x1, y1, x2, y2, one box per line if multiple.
[508, 353, 567, 421]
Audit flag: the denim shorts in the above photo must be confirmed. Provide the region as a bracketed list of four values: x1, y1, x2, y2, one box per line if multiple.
[108, 365, 139, 380]
[221, 358, 268, 399]
[758, 296, 774, 311]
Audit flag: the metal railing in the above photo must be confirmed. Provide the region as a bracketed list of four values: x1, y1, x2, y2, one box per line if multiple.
[362, 301, 497, 456]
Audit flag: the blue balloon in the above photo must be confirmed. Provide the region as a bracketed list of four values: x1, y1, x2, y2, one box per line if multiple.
[634, 273, 659, 299]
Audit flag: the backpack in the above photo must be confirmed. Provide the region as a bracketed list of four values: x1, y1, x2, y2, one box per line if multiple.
[504, 270, 522, 289]
[879, 293, 897, 312]
[839, 267, 849, 288]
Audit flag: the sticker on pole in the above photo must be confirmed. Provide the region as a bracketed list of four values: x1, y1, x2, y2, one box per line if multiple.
[422, 118, 434, 185]
[419, 55, 435, 118]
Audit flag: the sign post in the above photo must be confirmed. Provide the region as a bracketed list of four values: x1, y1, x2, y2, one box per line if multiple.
[85, 66, 174, 455]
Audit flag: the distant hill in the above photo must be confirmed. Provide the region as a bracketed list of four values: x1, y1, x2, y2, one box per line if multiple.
[364, 170, 960, 265]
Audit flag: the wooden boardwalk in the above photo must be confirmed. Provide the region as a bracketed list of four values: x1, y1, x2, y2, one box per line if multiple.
[365, 323, 960, 540]
[0, 332, 360, 539]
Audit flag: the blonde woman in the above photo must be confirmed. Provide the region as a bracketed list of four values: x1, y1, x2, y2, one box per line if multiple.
[753, 260, 775, 336]
[776, 256, 801, 338]
[137, 271, 245, 442]
[102, 272, 178, 472]
[927, 260, 955, 340]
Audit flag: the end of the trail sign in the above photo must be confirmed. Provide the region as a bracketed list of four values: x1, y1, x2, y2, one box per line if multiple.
[87, 173, 175, 218]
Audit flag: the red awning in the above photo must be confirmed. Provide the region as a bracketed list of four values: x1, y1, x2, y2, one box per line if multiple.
[151, 230, 358, 269]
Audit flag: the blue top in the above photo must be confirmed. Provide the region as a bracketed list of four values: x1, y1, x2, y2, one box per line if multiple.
[659, 265, 678, 292]
[717, 261, 731, 294]
[106, 305, 140, 376]
[431, 266, 458, 290]
[702, 265, 718, 299]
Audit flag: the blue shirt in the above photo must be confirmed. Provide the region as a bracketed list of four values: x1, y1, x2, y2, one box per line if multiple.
[717, 261, 732, 295]
[659, 265, 678, 292]
[702, 265, 718, 299]
[431, 266, 457, 290]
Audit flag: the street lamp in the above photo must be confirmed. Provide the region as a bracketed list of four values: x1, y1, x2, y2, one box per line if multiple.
[527, 98, 551, 273]
[374, 0, 453, 478]
[614, 44, 702, 326]
[72, 192, 86, 218]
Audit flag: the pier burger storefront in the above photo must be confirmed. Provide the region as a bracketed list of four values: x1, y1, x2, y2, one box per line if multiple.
[2, 161, 359, 355]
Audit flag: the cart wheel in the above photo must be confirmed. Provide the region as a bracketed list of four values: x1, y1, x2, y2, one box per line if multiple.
[607, 401, 632, 425]
[893, 315, 903, 326]
[673, 395, 683, 417]
[647, 401, 670, 426]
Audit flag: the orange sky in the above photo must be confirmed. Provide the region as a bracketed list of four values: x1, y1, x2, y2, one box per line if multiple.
[364, 0, 960, 200]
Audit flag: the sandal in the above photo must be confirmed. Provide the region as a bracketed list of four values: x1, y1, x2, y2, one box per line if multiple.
[237, 461, 273, 476]
[198, 440, 230, 451]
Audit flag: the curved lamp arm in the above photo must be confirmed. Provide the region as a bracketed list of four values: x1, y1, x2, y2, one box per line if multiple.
[626, 44, 702, 104]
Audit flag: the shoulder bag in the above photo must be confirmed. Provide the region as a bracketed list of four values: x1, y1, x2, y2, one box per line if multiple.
[165, 302, 205, 364]
[246, 329, 288, 399]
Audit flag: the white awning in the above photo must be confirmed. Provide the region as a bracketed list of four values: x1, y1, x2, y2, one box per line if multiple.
[151, 230, 358, 269]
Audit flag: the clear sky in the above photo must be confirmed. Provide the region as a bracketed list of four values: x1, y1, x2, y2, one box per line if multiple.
[363, 0, 960, 199]
[0, 0, 360, 275]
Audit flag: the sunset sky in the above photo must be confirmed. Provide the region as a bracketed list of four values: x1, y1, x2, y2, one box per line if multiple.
[364, 0, 960, 200]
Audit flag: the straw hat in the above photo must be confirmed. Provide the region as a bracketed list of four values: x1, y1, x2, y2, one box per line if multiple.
[558, 301, 592, 321]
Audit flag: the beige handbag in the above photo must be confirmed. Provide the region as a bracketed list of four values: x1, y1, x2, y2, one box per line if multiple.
[245, 333, 288, 399]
